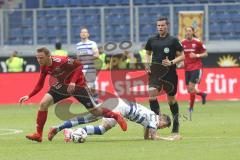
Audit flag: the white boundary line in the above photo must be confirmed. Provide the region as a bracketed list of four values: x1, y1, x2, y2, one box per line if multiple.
[0, 129, 23, 136]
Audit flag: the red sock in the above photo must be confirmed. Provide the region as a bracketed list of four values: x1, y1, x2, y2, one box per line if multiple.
[101, 108, 118, 119]
[190, 93, 196, 108]
[36, 110, 48, 136]
[196, 92, 204, 96]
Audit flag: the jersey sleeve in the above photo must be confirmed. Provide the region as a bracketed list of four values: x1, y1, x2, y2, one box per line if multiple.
[174, 38, 184, 52]
[92, 41, 99, 53]
[145, 38, 152, 51]
[28, 69, 47, 98]
[67, 58, 84, 83]
[198, 41, 206, 53]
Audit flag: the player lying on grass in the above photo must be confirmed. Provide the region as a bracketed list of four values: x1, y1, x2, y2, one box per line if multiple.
[19, 47, 127, 142]
[49, 98, 182, 141]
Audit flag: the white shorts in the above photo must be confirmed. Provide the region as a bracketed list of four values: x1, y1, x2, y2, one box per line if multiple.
[101, 98, 131, 127]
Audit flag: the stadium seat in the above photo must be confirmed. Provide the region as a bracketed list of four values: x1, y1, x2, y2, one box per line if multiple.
[94, 0, 108, 6]
[23, 28, 33, 38]
[70, 0, 81, 6]
[22, 18, 33, 27]
[44, 0, 57, 7]
[25, 0, 39, 8]
[159, 0, 172, 4]
[57, 0, 69, 7]
[23, 37, 33, 44]
[47, 17, 59, 26]
[134, 0, 147, 5]
[10, 38, 23, 45]
[146, 0, 159, 5]
[81, 0, 94, 6]
[108, 0, 121, 6]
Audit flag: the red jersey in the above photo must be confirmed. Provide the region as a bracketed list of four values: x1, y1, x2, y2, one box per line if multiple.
[181, 38, 206, 71]
[28, 56, 85, 98]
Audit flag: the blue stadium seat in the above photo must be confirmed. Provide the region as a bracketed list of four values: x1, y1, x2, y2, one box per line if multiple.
[159, 0, 172, 4]
[57, 0, 69, 7]
[23, 28, 33, 38]
[71, 9, 85, 16]
[172, 0, 184, 4]
[209, 23, 221, 34]
[9, 28, 22, 37]
[69, 0, 81, 6]
[25, 0, 39, 8]
[146, 0, 159, 5]
[81, 0, 94, 6]
[108, 0, 121, 6]
[84, 9, 100, 15]
[44, 0, 57, 7]
[22, 18, 33, 27]
[94, 0, 108, 6]
[10, 38, 23, 45]
[134, 0, 147, 5]
[119, 0, 129, 5]
[38, 37, 49, 44]
[23, 37, 33, 44]
[209, 33, 222, 40]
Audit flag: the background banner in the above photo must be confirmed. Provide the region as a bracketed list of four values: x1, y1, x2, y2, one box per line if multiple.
[0, 68, 239, 104]
[178, 11, 204, 40]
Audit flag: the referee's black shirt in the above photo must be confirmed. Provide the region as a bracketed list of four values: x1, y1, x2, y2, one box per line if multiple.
[145, 33, 183, 72]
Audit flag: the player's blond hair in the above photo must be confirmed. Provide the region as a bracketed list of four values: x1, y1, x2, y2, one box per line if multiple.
[37, 47, 51, 56]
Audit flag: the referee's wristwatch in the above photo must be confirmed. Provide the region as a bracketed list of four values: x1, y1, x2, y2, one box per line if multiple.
[170, 61, 174, 66]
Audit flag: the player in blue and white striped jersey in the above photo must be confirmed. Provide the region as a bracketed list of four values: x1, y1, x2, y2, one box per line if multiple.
[76, 28, 99, 102]
[60, 98, 172, 141]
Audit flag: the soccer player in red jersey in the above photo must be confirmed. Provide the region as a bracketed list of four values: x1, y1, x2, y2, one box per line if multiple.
[181, 27, 208, 116]
[19, 47, 127, 142]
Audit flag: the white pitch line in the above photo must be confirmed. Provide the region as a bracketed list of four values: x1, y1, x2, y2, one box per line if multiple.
[0, 129, 23, 136]
[52, 136, 240, 140]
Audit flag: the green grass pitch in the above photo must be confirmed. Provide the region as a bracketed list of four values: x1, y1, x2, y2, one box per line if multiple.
[0, 101, 240, 160]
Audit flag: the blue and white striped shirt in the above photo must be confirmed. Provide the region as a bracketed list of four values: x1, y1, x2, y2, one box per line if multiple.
[76, 40, 98, 73]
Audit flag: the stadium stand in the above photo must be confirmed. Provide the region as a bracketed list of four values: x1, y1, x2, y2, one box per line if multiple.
[2, 0, 240, 45]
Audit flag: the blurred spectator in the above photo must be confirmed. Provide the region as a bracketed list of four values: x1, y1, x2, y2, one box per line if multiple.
[52, 42, 68, 57]
[118, 51, 137, 69]
[95, 46, 107, 70]
[139, 43, 147, 63]
[5, 51, 25, 72]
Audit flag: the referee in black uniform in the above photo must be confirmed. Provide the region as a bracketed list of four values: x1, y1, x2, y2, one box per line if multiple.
[145, 17, 185, 135]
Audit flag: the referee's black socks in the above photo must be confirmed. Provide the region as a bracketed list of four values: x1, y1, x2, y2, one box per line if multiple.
[169, 102, 179, 133]
[149, 99, 160, 115]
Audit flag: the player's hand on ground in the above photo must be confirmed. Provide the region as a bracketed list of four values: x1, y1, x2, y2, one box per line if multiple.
[162, 56, 172, 66]
[19, 95, 29, 104]
[158, 134, 182, 141]
[189, 52, 197, 58]
[169, 134, 182, 141]
[67, 82, 76, 94]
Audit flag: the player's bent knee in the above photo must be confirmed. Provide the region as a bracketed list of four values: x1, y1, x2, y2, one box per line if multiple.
[148, 87, 158, 98]
[39, 94, 53, 110]
[167, 96, 176, 105]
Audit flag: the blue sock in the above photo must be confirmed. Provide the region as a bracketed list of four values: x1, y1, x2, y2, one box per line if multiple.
[82, 125, 105, 135]
[58, 117, 86, 132]
[58, 120, 73, 131]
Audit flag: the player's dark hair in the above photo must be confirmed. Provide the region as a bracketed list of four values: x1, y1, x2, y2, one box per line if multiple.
[157, 17, 169, 25]
[186, 26, 197, 38]
[162, 114, 171, 128]
[37, 47, 51, 56]
[55, 42, 62, 50]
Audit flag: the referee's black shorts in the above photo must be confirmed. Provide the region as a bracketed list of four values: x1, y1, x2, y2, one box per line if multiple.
[185, 69, 202, 85]
[47, 84, 95, 109]
[148, 64, 178, 96]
